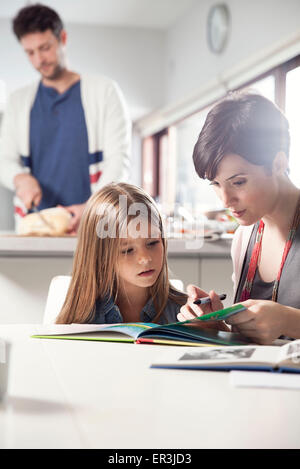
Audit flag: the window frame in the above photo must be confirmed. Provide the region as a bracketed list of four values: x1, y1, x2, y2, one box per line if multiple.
[142, 54, 300, 200]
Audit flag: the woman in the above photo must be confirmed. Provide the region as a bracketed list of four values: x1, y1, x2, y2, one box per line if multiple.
[178, 92, 300, 344]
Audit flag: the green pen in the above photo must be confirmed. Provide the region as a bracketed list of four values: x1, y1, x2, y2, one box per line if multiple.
[197, 304, 246, 321]
[179, 304, 246, 325]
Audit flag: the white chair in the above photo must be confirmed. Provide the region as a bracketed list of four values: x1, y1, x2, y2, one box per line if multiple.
[43, 275, 184, 324]
[43, 275, 71, 324]
[169, 278, 183, 291]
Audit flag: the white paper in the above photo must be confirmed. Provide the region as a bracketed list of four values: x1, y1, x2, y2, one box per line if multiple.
[230, 370, 300, 390]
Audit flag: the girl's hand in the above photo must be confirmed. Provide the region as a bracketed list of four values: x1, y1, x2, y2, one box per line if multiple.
[177, 284, 230, 332]
[225, 299, 288, 344]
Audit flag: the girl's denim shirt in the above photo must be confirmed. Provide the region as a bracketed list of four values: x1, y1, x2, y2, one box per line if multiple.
[92, 296, 182, 325]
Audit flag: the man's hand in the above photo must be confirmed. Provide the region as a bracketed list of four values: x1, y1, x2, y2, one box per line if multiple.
[14, 173, 42, 209]
[60, 203, 87, 234]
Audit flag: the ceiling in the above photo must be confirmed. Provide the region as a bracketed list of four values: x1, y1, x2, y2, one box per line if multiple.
[0, 0, 197, 29]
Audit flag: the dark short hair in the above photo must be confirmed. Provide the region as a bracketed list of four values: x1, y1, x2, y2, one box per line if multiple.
[12, 3, 64, 40]
[193, 92, 290, 180]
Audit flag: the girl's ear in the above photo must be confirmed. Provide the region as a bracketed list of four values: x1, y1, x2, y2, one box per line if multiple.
[272, 151, 289, 176]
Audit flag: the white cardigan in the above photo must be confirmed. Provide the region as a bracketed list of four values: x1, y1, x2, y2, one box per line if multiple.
[0, 74, 131, 196]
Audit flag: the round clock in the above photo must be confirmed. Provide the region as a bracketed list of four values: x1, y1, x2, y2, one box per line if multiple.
[207, 4, 230, 54]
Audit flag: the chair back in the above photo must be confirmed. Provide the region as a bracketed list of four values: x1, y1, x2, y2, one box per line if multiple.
[43, 276, 184, 324]
[43, 275, 71, 324]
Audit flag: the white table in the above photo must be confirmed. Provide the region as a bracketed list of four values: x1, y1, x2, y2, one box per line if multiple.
[1, 325, 300, 449]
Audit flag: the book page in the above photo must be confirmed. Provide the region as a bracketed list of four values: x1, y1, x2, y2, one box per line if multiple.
[34, 323, 111, 336]
[277, 339, 300, 366]
[33, 322, 154, 339]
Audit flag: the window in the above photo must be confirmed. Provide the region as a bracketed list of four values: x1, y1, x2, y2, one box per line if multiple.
[241, 75, 275, 102]
[286, 64, 300, 188]
[142, 55, 300, 212]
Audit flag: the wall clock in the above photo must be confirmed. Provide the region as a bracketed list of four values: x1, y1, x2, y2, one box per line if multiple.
[207, 4, 230, 54]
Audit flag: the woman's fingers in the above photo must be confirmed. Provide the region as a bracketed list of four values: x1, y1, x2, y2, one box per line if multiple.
[186, 284, 209, 300]
[177, 304, 199, 321]
[209, 290, 224, 312]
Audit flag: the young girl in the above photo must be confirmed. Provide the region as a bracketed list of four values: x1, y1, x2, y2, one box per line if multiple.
[56, 182, 187, 324]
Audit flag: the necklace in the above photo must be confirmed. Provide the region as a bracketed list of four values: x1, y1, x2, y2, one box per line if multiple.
[240, 194, 300, 302]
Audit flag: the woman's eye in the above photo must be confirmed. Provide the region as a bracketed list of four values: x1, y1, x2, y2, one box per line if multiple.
[233, 179, 246, 186]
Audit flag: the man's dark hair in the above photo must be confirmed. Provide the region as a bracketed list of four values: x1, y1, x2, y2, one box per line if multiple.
[193, 92, 290, 180]
[12, 3, 64, 40]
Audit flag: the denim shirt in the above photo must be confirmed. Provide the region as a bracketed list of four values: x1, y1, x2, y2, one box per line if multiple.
[91, 296, 182, 325]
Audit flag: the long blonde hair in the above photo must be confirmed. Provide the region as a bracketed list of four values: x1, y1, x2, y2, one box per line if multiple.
[56, 183, 187, 324]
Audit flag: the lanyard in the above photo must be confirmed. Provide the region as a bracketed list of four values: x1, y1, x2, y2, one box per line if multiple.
[240, 196, 300, 302]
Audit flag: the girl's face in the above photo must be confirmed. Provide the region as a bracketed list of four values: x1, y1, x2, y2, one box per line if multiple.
[116, 228, 164, 293]
[210, 153, 279, 226]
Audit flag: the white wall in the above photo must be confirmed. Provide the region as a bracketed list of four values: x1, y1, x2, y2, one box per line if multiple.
[0, 18, 165, 229]
[1, 0, 300, 229]
[164, 0, 300, 105]
[0, 18, 165, 118]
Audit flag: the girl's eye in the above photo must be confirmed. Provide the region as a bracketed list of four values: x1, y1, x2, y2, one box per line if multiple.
[209, 181, 219, 187]
[147, 240, 160, 247]
[121, 247, 133, 255]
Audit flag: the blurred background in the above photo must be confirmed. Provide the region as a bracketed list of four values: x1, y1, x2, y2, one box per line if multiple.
[0, 0, 299, 230]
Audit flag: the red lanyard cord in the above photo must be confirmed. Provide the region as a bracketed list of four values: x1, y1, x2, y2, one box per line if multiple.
[240, 196, 300, 302]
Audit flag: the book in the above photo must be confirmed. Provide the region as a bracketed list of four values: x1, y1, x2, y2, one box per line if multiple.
[32, 306, 252, 347]
[151, 339, 300, 373]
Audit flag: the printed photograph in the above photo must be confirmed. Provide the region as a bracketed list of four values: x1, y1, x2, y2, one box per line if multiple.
[179, 347, 256, 361]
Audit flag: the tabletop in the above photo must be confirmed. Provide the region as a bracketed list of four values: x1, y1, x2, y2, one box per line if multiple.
[1, 324, 300, 449]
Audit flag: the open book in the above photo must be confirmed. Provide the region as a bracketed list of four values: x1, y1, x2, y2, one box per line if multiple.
[32, 316, 251, 347]
[151, 340, 300, 372]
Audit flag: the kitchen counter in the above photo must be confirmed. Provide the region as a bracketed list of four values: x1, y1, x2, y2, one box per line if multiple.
[0, 233, 232, 258]
[0, 234, 77, 257]
[0, 233, 234, 324]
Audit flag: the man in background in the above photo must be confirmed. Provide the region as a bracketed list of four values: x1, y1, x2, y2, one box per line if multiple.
[0, 3, 131, 232]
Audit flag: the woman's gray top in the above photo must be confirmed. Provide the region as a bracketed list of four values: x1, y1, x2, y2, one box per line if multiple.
[234, 223, 300, 309]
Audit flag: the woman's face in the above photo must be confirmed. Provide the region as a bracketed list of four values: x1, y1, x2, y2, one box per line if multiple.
[210, 153, 279, 226]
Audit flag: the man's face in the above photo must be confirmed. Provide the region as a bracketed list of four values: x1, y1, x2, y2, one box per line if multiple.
[20, 29, 66, 80]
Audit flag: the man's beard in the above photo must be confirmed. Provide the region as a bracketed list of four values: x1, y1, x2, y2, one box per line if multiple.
[40, 62, 64, 80]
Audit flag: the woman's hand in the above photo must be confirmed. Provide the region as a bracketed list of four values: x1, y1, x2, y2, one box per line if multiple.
[177, 284, 230, 332]
[226, 299, 289, 344]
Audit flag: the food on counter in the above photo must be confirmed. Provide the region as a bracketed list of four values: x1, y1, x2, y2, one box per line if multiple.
[17, 207, 72, 236]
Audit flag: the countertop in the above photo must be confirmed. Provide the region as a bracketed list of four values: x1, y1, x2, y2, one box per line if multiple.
[0, 232, 232, 258]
